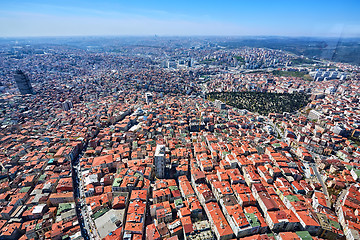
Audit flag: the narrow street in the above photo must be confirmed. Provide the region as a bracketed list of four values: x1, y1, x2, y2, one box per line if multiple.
[72, 144, 101, 240]
[71, 116, 126, 240]
[71, 147, 91, 240]
[310, 162, 331, 208]
[335, 185, 350, 211]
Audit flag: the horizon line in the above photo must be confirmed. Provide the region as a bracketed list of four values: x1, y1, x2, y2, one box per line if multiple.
[0, 34, 358, 39]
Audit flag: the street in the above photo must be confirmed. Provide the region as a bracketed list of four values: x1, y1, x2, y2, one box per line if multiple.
[310, 162, 331, 208]
[71, 147, 100, 240]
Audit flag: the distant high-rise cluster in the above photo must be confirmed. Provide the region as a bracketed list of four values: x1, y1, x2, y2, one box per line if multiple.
[14, 70, 34, 95]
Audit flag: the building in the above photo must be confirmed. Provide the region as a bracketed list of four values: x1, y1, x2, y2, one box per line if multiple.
[62, 101, 73, 111]
[14, 70, 34, 95]
[308, 110, 321, 121]
[188, 58, 193, 67]
[215, 100, 226, 109]
[49, 192, 75, 206]
[145, 92, 153, 104]
[155, 145, 166, 178]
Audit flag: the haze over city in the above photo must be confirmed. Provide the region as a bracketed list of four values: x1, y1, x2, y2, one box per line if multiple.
[1, 0, 360, 37]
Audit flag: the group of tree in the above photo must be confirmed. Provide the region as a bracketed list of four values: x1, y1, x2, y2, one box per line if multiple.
[207, 91, 310, 115]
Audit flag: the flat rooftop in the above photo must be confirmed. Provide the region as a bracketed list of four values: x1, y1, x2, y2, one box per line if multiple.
[94, 209, 125, 239]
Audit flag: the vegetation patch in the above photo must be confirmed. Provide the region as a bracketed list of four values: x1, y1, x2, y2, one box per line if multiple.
[199, 58, 216, 64]
[234, 56, 245, 62]
[207, 91, 310, 115]
[271, 70, 313, 81]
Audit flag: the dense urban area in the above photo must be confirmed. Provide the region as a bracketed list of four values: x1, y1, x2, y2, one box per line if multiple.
[0, 37, 359, 240]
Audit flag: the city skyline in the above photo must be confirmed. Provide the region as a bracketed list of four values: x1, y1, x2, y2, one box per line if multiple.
[1, 0, 360, 37]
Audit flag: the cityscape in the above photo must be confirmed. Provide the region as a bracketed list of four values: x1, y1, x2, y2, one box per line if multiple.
[0, 1, 360, 240]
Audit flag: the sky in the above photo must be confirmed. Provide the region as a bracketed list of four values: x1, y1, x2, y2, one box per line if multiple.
[0, 0, 359, 37]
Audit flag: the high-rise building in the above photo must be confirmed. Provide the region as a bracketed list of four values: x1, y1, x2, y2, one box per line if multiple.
[145, 92, 153, 104]
[188, 58, 193, 67]
[154, 145, 165, 178]
[14, 70, 34, 95]
[62, 100, 73, 111]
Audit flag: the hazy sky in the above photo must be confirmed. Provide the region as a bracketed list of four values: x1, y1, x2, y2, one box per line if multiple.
[1, 0, 359, 37]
